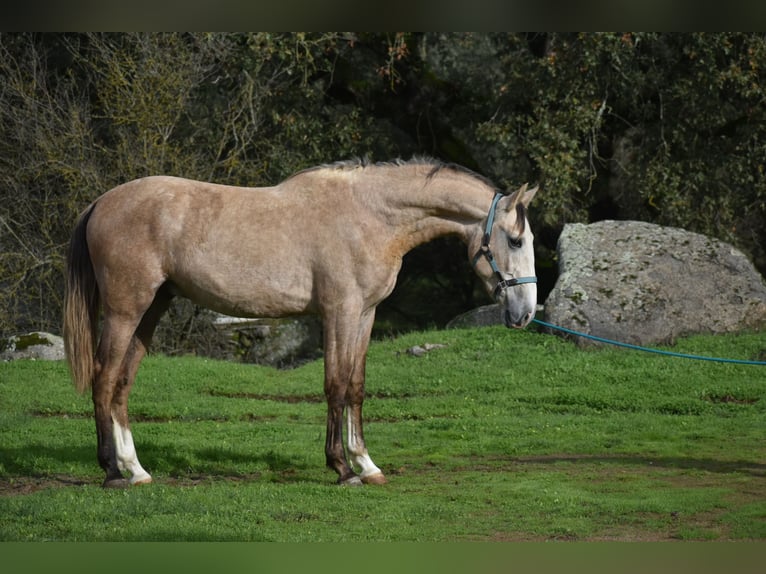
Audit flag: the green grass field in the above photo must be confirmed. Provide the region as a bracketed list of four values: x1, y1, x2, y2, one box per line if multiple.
[1, 326, 764, 541]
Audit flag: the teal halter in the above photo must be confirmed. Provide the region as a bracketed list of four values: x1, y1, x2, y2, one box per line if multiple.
[472, 192, 537, 299]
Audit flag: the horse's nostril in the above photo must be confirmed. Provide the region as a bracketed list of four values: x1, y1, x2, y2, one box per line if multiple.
[505, 309, 534, 329]
[519, 311, 533, 327]
[504, 309, 528, 328]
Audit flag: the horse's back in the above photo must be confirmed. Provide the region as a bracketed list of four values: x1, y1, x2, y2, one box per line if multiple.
[84, 174, 379, 318]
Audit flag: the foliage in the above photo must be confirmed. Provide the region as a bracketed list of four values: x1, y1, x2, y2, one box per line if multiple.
[0, 32, 387, 346]
[417, 33, 766, 272]
[1, 33, 765, 342]
[1, 326, 765, 541]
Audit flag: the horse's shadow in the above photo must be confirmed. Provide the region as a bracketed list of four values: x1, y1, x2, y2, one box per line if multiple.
[0, 445, 92, 476]
[0, 443, 319, 486]
[4, 444, 764, 488]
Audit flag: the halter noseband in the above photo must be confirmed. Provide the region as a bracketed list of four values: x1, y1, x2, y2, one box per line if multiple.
[472, 192, 537, 300]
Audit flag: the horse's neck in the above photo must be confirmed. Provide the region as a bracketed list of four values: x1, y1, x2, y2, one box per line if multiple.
[376, 168, 493, 253]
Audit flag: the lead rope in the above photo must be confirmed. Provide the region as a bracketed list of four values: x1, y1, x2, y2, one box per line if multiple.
[531, 318, 766, 366]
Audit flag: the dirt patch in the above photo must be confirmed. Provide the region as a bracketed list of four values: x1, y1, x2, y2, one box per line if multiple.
[207, 389, 425, 403]
[30, 410, 90, 419]
[0, 475, 90, 496]
[4, 452, 763, 542]
[466, 453, 765, 542]
[0, 468, 305, 496]
[207, 390, 324, 403]
[703, 394, 759, 405]
[495, 453, 766, 477]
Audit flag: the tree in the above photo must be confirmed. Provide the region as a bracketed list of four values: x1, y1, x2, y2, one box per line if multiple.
[1, 33, 764, 343]
[0, 33, 384, 343]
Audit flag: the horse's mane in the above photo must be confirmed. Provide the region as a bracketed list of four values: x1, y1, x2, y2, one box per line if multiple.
[291, 156, 527, 232]
[423, 160, 501, 194]
[289, 156, 503, 195]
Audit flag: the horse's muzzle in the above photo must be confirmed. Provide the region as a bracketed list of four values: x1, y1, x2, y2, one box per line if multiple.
[504, 308, 533, 329]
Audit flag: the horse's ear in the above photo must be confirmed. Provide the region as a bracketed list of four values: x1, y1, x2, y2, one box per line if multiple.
[507, 183, 538, 210]
[521, 184, 538, 207]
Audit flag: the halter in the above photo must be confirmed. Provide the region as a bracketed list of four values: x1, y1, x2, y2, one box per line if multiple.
[472, 192, 537, 300]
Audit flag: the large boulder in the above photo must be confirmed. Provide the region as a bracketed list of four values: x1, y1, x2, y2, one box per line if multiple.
[211, 315, 322, 368]
[1, 332, 65, 361]
[543, 220, 766, 346]
[447, 304, 507, 329]
[446, 303, 545, 329]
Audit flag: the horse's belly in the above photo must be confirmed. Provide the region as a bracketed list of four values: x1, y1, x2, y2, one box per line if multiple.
[168, 264, 315, 319]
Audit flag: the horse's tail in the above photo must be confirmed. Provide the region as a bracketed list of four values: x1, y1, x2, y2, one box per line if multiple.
[63, 203, 100, 395]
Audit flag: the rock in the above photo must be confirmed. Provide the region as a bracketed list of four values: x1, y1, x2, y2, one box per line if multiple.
[211, 315, 322, 368]
[1, 332, 65, 361]
[447, 304, 505, 329]
[447, 304, 544, 329]
[406, 346, 427, 357]
[405, 343, 447, 357]
[543, 220, 766, 346]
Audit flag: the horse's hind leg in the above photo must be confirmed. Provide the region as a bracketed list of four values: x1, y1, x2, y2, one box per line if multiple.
[110, 291, 172, 485]
[110, 336, 152, 485]
[93, 313, 142, 488]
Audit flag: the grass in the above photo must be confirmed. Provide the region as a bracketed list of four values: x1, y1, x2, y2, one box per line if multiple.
[1, 325, 764, 541]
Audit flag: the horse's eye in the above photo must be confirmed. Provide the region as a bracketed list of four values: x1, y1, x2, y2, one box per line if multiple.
[507, 236, 523, 249]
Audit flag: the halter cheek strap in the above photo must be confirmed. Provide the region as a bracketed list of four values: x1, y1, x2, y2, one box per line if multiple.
[472, 191, 537, 299]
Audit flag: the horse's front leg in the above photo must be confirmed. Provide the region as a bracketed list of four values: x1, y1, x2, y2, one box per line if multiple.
[346, 347, 386, 485]
[323, 315, 359, 485]
[323, 309, 385, 485]
[324, 400, 360, 485]
[346, 407, 386, 484]
[325, 393, 386, 485]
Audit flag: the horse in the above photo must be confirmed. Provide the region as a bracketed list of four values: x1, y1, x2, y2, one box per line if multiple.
[63, 158, 538, 488]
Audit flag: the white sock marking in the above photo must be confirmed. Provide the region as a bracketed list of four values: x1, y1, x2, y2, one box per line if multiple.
[346, 409, 383, 478]
[111, 414, 152, 485]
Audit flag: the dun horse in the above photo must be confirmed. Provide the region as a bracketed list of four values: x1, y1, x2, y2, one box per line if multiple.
[63, 158, 538, 488]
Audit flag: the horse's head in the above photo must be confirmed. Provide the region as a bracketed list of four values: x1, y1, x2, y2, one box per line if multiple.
[470, 183, 538, 329]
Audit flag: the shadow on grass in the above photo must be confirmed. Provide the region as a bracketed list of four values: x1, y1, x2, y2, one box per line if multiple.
[119, 529, 273, 542]
[0, 442, 318, 489]
[0, 445, 91, 475]
[5, 444, 765, 495]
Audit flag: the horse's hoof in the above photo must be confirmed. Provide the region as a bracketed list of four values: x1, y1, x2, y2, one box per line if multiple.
[102, 477, 130, 489]
[361, 473, 388, 485]
[130, 475, 153, 486]
[339, 475, 364, 487]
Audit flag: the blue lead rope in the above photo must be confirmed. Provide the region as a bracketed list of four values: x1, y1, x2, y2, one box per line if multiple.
[531, 318, 766, 366]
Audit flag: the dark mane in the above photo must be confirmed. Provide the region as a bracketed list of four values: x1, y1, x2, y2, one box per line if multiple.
[424, 160, 501, 193]
[317, 156, 440, 172]
[423, 162, 529, 232]
[428, 161, 529, 232]
[289, 156, 504, 195]
[286, 157, 527, 226]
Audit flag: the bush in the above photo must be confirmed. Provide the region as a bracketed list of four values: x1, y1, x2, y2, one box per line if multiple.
[1, 33, 764, 343]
